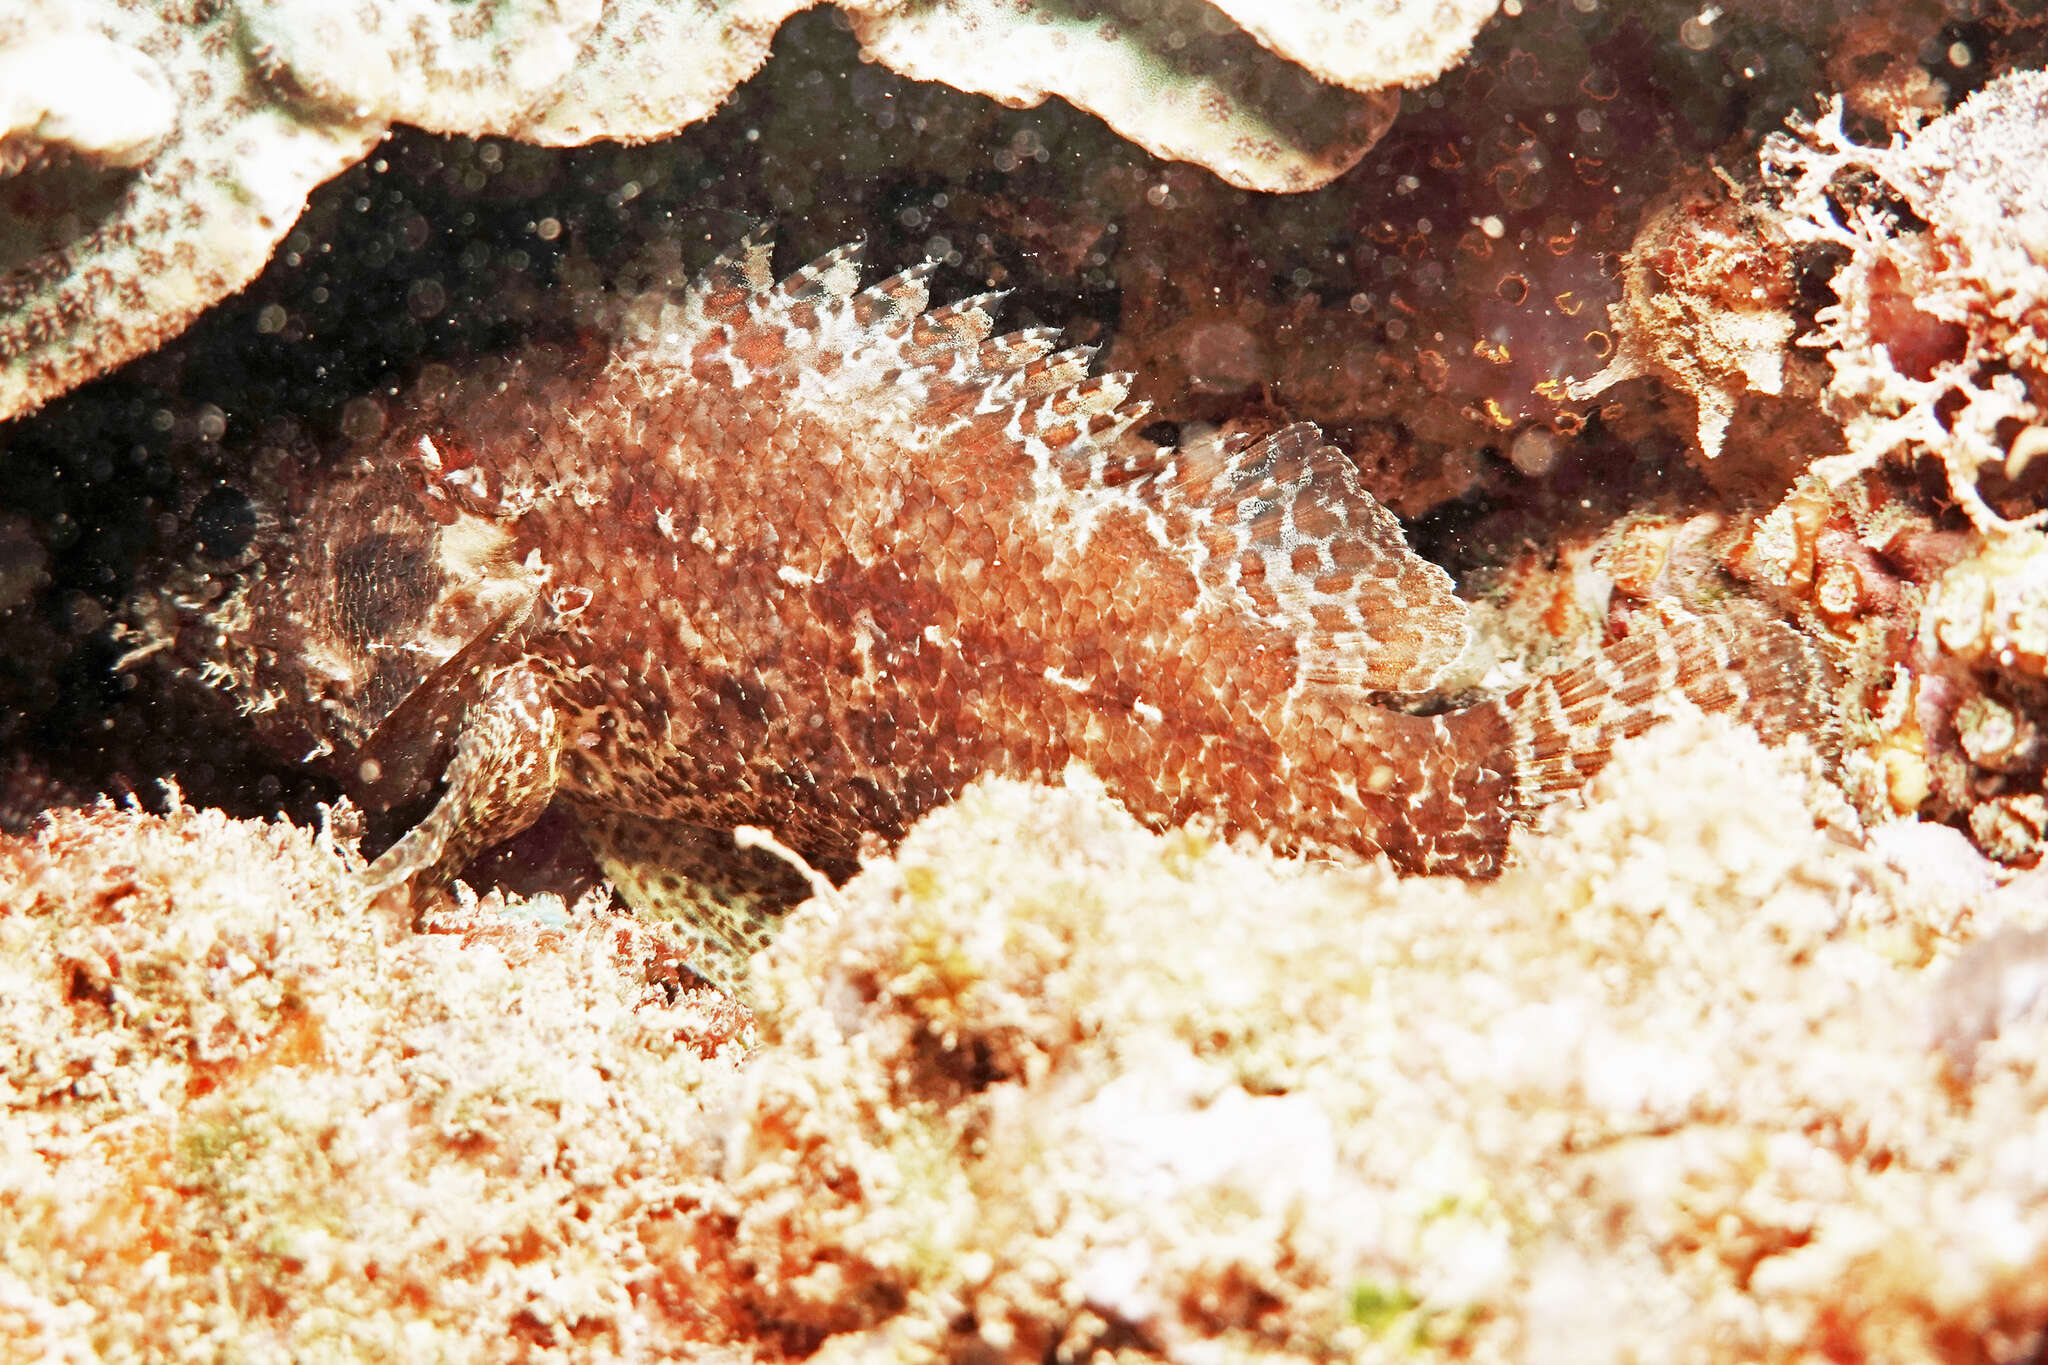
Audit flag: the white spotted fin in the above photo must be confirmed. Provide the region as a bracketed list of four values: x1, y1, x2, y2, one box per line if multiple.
[1159, 423, 1471, 693]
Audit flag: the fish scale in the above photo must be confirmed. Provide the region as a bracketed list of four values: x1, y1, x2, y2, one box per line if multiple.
[172, 237, 1835, 988]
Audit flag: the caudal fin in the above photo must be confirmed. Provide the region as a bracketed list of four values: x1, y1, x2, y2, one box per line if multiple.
[1501, 606, 1835, 811]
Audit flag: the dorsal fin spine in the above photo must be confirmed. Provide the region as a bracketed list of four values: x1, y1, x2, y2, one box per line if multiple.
[775, 239, 866, 303]
[661, 242, 1469, 695]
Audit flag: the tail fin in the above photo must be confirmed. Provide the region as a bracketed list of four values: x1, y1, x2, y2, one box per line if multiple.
[1500, 606, 1835, 811]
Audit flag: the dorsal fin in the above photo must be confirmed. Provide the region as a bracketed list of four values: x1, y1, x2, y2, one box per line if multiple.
[978, 328, 1060, 373]
[772, 239, 865, 305]
[1019, 345, 1099, 397]
[1162, 423, 1469, 692]
[645, 241, 1104, 413]
[682, 234, 777, 327]
[851, 259, 937, 329]
[908, 291, 1006, 359]
[623, 242, 1468, 696]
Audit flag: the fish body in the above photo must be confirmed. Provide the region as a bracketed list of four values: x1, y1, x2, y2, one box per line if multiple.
[181, 240, 1829, 981]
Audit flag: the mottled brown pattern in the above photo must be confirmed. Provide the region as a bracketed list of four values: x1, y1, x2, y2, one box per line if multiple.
[179, 240, 1832, 983]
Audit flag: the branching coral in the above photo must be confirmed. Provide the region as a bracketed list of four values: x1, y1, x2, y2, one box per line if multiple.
[0, 0, 1500, 426]
[1765, 68, 2048, 532]
[1551, 64, 2048, 861]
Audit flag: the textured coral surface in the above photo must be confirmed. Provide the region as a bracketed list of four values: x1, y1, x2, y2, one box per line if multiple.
[0, 0, 1502, 425]
[0, 797, 751, 1359]
[6, 718, 2048, 1361]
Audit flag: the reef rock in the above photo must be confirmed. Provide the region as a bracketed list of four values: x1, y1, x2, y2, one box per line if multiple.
[0, 0, 1501, 425]
[7, 713, 2048, 1361]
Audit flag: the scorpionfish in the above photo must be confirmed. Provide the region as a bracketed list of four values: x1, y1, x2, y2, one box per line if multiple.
[172, 238, 1831, 986]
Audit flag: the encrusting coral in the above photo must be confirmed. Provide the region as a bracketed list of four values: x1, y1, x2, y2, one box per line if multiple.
[0, 0, 384, 431]
[7, 714, 2048, 1361]
[0, 24, 176, 177]
[0, 0, 1500, 425]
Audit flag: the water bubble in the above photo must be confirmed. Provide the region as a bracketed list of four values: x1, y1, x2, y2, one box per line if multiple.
[192, 486, 256, 560]
[1508, 428, 1561, 476]
[340, 397, 386, 442]
[1678, 7, 1719, 51]
[407, 278, 448, 319]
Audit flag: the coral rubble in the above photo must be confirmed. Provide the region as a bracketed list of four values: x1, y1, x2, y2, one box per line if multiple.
[6, 718, 2048, 1361]
[0, 795, 749, 1359]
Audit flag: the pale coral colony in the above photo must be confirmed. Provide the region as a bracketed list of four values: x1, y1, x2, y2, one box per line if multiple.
[8, 2, 2048, 1363]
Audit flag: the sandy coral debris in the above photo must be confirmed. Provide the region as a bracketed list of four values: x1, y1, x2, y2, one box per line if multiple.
[0, 796, 747, 1361]
[7, 713, 2048, 1360]
[723, 712, 2047, 1362]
